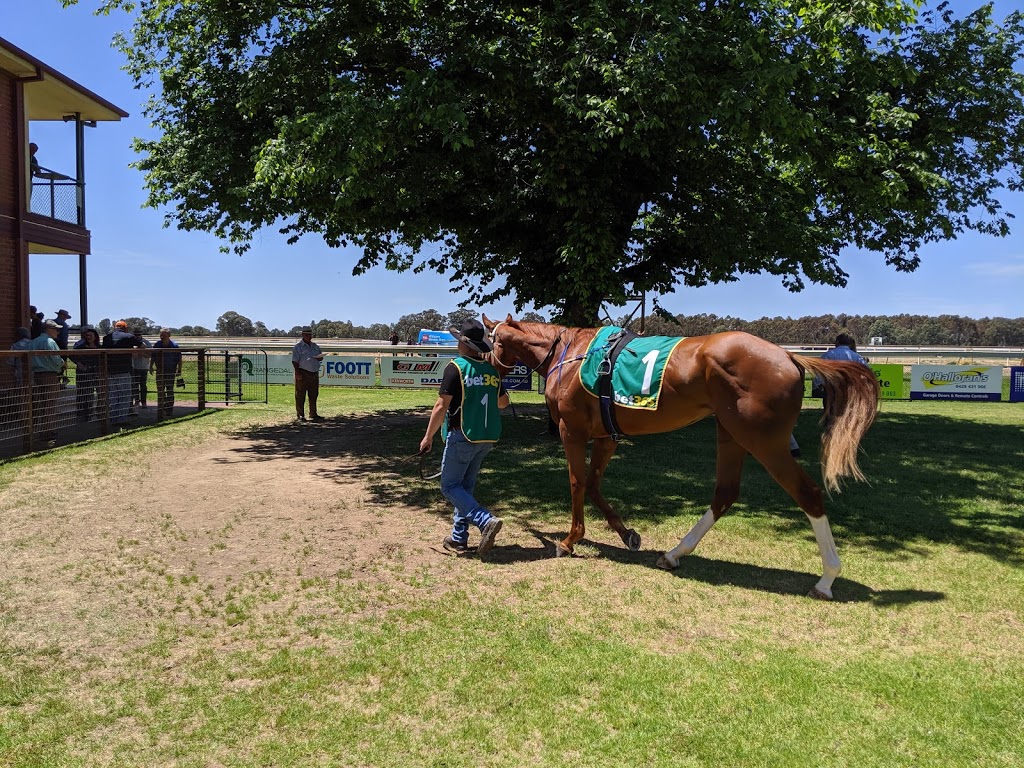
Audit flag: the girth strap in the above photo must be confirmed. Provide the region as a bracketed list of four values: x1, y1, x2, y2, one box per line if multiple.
[597, 329, 637, 441]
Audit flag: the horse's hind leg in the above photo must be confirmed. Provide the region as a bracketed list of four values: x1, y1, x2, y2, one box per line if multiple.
[585, 437, 640, 551]
[657, 424, 746, 570]
[751, 447, 840, 600]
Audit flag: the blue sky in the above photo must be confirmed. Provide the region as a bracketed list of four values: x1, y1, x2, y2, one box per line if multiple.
[8, 0, 1024, 331]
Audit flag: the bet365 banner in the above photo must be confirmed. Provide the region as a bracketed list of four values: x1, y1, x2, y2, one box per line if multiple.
[909, 365, 1002, 401]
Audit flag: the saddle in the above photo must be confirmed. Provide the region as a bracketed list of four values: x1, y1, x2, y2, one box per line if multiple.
[596, 329, 637, 441]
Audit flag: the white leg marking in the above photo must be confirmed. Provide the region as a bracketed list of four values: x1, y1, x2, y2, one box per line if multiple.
[807, 513, 841, 599]
[663, 508, 717, 566]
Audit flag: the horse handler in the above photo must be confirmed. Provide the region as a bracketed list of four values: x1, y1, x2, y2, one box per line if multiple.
[419, 318, 509, 557]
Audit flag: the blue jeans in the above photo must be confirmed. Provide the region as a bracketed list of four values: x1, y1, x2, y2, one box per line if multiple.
[440, 430, 495, 545]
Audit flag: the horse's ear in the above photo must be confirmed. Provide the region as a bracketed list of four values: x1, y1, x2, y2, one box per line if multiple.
[482, 314, 494, 330]
[505, 313, 514, 323]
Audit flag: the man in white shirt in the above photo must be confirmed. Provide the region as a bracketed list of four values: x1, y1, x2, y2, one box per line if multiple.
[291, 326, 324, 422]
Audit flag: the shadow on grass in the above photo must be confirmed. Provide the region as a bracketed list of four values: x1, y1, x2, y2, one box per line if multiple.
[218, 403, 1024, 572]
[483, 531, 943, 605]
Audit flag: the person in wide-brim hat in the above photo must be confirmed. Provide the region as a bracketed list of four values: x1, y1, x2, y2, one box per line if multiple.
[420, 315, 508, 559]
[449, 318, 493, 356]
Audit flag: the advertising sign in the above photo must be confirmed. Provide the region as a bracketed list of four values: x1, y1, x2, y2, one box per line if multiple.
[319, 356, 376, 386]
[869, 364, 904, 400]
[501, 363, 533, 391]
[241, 354, 376, 387]
[417, 329, 458, 346]
[909, 365, 1002, 401]
[1010, 367, 1024, 403]
[241, 354, 294, 385]
[382, 356, 450, 388]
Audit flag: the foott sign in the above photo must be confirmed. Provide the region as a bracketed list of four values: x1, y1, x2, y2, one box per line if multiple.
[241, 354, 375, 386]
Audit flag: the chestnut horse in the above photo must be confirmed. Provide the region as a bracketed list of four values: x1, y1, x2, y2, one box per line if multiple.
[482, 315, 879, 599]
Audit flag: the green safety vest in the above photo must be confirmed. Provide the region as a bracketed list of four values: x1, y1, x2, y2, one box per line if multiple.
[445, 356, 503, 443]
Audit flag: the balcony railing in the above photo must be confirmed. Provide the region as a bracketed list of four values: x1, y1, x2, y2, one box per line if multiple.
[30, 167, 83, 225]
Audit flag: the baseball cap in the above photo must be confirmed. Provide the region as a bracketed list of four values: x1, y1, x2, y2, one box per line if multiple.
[114, 320, 128, 329]
[43, 319, 61, 330]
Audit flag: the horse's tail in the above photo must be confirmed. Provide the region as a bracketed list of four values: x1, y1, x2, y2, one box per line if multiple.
[791, 355, 880, 493]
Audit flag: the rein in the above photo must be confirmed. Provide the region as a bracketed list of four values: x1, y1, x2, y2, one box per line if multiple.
[402, 450, 442, 480]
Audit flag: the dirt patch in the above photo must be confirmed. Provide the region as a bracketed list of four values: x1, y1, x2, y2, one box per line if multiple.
[0, 411, 560, 662]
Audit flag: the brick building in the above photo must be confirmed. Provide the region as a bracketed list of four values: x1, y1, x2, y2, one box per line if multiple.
[0, 36, 127, 351]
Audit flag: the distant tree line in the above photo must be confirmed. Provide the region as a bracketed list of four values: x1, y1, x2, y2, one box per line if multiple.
[92, 310, 1024, 347]
[622, 312, 1024, 346]
[92, 309, 548, 343]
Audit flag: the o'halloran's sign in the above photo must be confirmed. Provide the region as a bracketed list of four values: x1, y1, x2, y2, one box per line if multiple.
[909, 365, 1002, 401]
[868, 364, 904, 400]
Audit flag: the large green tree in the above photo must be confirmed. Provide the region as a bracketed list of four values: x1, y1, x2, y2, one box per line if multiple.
[79, 0, 1024, 323]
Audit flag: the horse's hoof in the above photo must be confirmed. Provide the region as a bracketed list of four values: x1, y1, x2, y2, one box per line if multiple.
[807, 587, 833, 601]
[554, 543, 573, 558]
[655, 554, 678, 571]
[623, 529, 641, 551]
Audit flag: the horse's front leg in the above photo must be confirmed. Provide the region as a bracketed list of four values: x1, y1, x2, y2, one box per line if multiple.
[657, 425, 746, 569]
[586, 437, 640, 551]
[556, 432, 590, 556]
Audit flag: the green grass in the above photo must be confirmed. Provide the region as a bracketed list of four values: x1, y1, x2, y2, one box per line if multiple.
[1, 391, 1022, 767]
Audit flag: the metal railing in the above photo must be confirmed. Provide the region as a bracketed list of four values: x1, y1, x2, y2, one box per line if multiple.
[30, 174, 83, 224]
[0, 348, 268, 458]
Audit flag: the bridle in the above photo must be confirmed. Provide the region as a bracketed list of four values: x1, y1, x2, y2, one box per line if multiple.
[488, 322, 564, 378]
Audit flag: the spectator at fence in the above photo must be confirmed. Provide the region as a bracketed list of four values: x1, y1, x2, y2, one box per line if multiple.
[813, 333, 869, 411]
[151, 328, 183, 420]
[29, 320, 63, 444]
[72, 327, 101, 423]
[292, 326, 324, 422]
[102, 321, 143, 425]
[30, 306, 44, 339]
[52, 309, 72, 350]
[7, 327, 31, 387]
[131, 328, 153, 409]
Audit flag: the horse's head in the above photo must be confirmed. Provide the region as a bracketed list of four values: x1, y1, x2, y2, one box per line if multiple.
[482, 313, 522, 374]
[483, 314, 563, 376]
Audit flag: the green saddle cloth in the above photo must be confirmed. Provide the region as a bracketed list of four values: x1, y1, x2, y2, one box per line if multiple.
[579, 326, 685, 410]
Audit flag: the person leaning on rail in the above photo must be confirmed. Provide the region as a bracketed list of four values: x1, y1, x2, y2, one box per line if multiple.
[28, 320, 63, 445]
